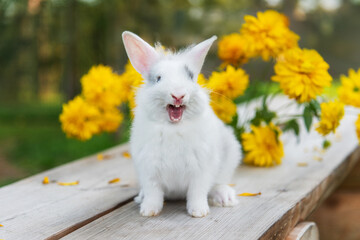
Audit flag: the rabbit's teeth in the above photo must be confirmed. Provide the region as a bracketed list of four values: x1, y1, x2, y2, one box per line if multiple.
[167, 104, 185, 123]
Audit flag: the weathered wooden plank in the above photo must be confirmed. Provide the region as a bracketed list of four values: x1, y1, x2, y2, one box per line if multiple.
[62, 105, 360, 240]
[0, 144, 138, 240]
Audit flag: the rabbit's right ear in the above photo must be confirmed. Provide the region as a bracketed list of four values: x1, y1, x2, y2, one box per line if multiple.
[122, 31, 159, 76]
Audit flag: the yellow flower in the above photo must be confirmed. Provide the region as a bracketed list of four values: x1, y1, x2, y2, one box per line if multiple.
[356, 115, 360, 144]
[272, 48, 332, 103]
[120, 61, 144, 104]
[97, 108, 124, 132]
[197, 73, 237, 123]
[218, 33, 250, 66]
[59, 96, 101, 141]
[81, 65, 124, 110]
[118, 62, 144, 116]
[207, 66, 249, 100]
[127, 89, 137, 118]
[338, 68, 360, 107]
[316, 101, 344, 136]
[241, 10, 299, 61]
[210, 94, 237, 123]
[241, 123, 284, 167]
[197, 73, 208, 87]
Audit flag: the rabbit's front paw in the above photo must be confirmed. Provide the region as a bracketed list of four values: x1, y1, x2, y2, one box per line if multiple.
[140, 200, 163, 217]
[208, 184, 238, 207]
[187, 201, 210, 218]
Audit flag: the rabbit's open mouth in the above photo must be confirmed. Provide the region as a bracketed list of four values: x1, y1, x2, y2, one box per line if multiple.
[167, 104, 186, 123]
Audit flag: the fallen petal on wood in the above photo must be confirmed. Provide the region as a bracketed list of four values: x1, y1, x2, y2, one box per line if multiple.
[122, 151, 131, 159]
[108, 178, 121, 184]
[57, 181, 79, 186]
[42, 176, 50, 184]
[97, 154, 104, 161]
[313, 156, 323, 161]
[237, 192, 261, 196]
[97, 153, 112, 161]
[297, 162, 308, 167]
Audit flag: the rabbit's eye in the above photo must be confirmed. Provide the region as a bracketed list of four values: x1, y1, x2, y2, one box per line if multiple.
[156, 76, 161, 82]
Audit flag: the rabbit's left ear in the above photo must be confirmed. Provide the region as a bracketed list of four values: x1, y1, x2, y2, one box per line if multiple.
[122, 31, 159, 76]
[185, 36, 217, 75]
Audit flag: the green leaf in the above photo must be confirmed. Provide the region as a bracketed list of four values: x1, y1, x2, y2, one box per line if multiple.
[264, 111, 276, 124]
[273, 127, 280, 144]
[312, 99, 320, 110]
[309, 100, 321, 118]
[310, 101, 320, 117]
[322, 140, 331, 149]
[229, 113, 239, 128]
[262, 95, 268, 109]
[250, 103, 277, 126]
[235, 125, 246, 151]
[303, 105, 313, 132]
[283, 119, 300, 136]
[250, 114, 261, 126]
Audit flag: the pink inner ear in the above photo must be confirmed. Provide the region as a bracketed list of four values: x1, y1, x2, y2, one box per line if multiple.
[124, 34, 157, 76]
[186, 36, 216, 74]
[128, 42, 150, 73]
[187, 46, 211, 74]
[193, 47, 208, 59]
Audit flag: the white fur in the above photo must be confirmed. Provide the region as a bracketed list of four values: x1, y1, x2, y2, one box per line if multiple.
[122, 31, 241, 217]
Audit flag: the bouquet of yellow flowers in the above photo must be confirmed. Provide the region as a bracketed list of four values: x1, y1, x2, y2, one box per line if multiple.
[60, 10, 360, 167]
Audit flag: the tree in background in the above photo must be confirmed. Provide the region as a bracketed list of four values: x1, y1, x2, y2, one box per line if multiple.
[0, 0, 360, 103]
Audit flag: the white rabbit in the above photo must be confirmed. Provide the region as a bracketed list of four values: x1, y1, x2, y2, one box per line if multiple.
[122, 31, 241, 218]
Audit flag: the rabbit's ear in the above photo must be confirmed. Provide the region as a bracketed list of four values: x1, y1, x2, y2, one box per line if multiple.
[122, 31, 159, 76]
[185, 36, 217, 75]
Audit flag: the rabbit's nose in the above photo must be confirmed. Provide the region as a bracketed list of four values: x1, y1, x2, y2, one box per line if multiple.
[171, 94, 185, 105]
[171, 94, 185, 100]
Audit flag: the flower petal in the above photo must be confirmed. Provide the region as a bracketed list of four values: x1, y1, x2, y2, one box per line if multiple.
[57, 181, 79, 186]
[238, 192, 261, 196]
[108, 178, 121, 184]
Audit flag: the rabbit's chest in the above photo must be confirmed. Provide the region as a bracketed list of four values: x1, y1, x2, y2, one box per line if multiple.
[158, 128, 213, 162]
[156, 130, 216, 186]
[158, 133, 204, 165]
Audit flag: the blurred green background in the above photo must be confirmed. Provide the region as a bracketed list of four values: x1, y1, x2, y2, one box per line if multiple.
[1, 0, 360, 187]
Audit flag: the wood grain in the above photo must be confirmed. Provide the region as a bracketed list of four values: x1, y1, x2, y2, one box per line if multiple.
[0, 144, 138, 240]
[62, 105, 360, 240]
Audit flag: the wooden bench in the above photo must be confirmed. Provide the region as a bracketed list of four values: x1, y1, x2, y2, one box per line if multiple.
[1, 99, 359, 240]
